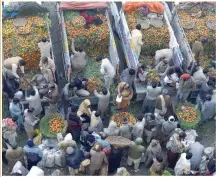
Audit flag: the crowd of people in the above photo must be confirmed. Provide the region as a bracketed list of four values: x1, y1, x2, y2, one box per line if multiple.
[2, 22, 216, 177]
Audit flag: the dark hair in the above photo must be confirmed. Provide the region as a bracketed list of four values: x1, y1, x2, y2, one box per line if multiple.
[28, 107, 35, 113]
[19, 59, 26, 66]
[102, 87, 108, 95]
[71, 106, 77, 113]
[88, 130, 93, 134]
[186, 152, 193, 160]
[203, 68, 209, 74]
[42, 56, 48, 63]
[156, 156, 163, 163]
[141, 64, 147, 70]
[11, 143, 18, 149]
[95, 110, 101, 117]
[69, 82, 75, 89]
[151, 81, 157, 88]
[41, 37, 47, 42]
[179, 131, 186, 140]
[13, 97, 20, 103]
[151, 52, 156, 57]
[136, 24, 141, 30]
[12, 116, 18, 122]
[129, 69, 135, 75]
[149, 113, 155, 120]
[206, 94, 212, 101]
[30, 90, 36, 96]
[207, 80, 214, 87]
[137, 115, 143, 121]
[167, 67, 175, 76]
[78, 48, 83, 52]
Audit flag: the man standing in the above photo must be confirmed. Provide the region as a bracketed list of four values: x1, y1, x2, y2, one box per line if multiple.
[44, 83, 59, 113]
[120, 68, 136, 87]
[70, 39, 87, 72]
[94, 88, 110, 118]
[38, 37, 52, 58]
[100, 58, 115, 90]
[131, 24, 144, 59]
[4, 56, 26, 78]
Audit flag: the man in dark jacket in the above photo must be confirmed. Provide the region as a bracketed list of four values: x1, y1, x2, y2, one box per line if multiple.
[73, 74, 90, 97]
[108, 146, 123, 174]
[66, 147, 85, 175]
[144, 113, 156, 144]
[67, 106, 82, 142]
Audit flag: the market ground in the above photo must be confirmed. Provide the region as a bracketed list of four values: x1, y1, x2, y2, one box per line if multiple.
[2, 101, 215, 176]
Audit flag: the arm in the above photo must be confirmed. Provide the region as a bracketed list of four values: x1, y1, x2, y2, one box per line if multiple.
[138, 35, 144, 46]
[94, 90, 102, 98]
[11, 64, 19, 76]
[71, 39, 78, 54]
[20, 66, 25, 74]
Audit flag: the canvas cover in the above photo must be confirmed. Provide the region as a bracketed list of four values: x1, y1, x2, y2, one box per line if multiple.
[60, 2, 108, 10]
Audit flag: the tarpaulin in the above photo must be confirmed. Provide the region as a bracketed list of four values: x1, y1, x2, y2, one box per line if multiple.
[60, 2, 108, 10]
[123, 2, 165, 14]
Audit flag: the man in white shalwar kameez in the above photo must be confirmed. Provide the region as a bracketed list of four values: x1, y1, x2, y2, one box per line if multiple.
[154, 48, 173, 65]
[38, 37, 52, 58]
[131, 24, 144, 59]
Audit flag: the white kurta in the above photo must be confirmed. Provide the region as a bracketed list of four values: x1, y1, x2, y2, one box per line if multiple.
[131, 29, 143, 59]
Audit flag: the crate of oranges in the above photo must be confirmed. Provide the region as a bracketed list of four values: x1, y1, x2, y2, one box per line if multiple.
[176, 103, 201, 130]
[40, 113, 68, 138]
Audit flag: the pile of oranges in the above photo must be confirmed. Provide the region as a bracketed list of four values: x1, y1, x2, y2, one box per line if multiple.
[49, 118, 64, 133]
[177, 105, 197, 123]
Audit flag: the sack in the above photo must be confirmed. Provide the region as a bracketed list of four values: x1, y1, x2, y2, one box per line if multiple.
[27, 166, 44, 176]
[64, 133, 73, 141]
[54, 150, 65, 167]
[44, 151, 55, 168]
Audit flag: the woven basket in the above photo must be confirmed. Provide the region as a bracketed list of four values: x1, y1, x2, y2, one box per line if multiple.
[106, 136, 132, 148]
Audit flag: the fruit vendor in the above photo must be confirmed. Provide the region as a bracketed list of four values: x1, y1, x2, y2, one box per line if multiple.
[70, 39, 87, 73]
[120, 68, 136, 87]
[177, 74, 196, 102]
[88, 110, 103, 134]
[94, 88, 110, 118]
[4, 56, 26, 79]
[192, 66, 209, 86]
[99, 58, 115, 90]
[73, 74, 90, 97]
[39, 56, 56, 83]
[143, 113, 156, 144]
[38, 37, 52, 58]
[119, 117, 133, 140]
[136, 63, 148, 83]
[153, 48, 173, 65]
[131, 24, 144, 59]
[43, 83, 59, 113]
[156, 59, 170, 85]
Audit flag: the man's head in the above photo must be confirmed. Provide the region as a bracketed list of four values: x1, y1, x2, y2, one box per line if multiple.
[12, 116, 18, 122]
[129, 68, 135, 76]
[69, 82, 75, 90]
[78, 73, 84, 80]
[136, 24, 141, 30]
[100, 132, 107, 140]
[41, 37, 47, 43]
[26, 139, 34, 147]
[137, 114, 143, 121]
[141, 64, 147, 70]
[30, 90, 36, 96]
[19, 59, 26, 66]
[207, 80, 214, 87]
[78, 47, 83, 52]
[151, 81, 157, 88]
[41, 56, 48, 64]
[167, 67, 175, 76]
[179, 131, 186, 140]
[13, 97, 20, 104]
[168, 116, 175, 123]
[95, 110, 101, 117]
[11, 143, 18, 150]
[206, 94, 212, 101]
[155, 156, 163, 163]
[180, 74, 191, 81]
[146, 113, 155, 120]
[186, 152, 193, 160]
[203, 68, 209, 74]
[102, 87, 108, 95]
[151, 52, 156, 57]
[71, 106, 77, 113]
[28, 107, 35, 113]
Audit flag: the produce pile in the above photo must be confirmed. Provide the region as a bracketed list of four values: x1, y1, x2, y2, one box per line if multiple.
[3, 15, 49, 69]
[178, 6, 216, 67]
[111, 112, 136, 127]
[176, 103, 201, 130]
[64, 10, 109, 57]
[146, 69, 160, 83]
[40, 113, 67, 138]
[87, 77, 100, 94]
[125, 11, 169, 56]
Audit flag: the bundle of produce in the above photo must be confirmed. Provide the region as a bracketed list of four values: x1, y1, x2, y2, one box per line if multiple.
[146, 69, 160, 83]
[106, 136, 132, 148]
[40, 113, 68, 138]
[87, 77, 100, 94]
[176, 103, 201, 130]
[64, 10, 109, 57]
[111, 112, 136, 127]
[3, 14, 49, 70]
[178, 7, 215, 51]
[125, 11, 169, 56]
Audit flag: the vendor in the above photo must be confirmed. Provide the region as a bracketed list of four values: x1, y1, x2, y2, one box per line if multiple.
[39, 56, 56, 83]
[131, 24, 144, 59]
[120, 68, 136, 87]
[136, 63, 148, 83]
[153, 48, 173, 65]
[4, 56, 26, 78]
[38, 37, 52, 58]
[70, 39, 87, 73]
[73, 74, 90, 97]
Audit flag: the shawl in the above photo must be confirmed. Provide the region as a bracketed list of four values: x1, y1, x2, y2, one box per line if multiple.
[77, 99, 91, 117]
